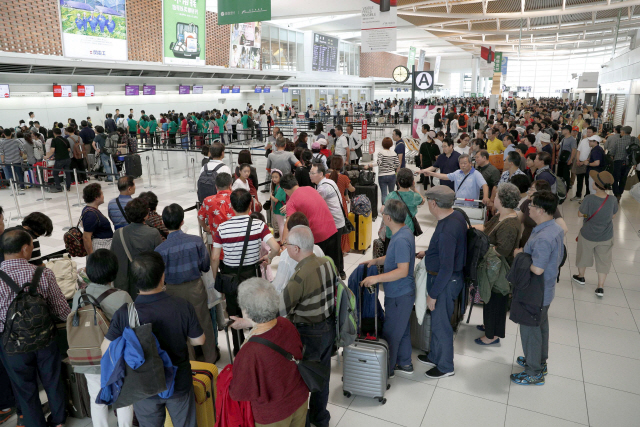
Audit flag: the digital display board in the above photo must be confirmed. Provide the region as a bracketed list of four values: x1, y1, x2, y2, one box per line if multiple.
[221, 85, 230, 94]
[254, 85, 262, 93]
[179, 85, 190, 94]
[0, 84, 8, 98]
[53, 85, 72, 97]
[193, 85, 203, 94]
[232, 85, 240, 93]
[282, 86, 289, 93]
[312, 33, 339, 72]
[143, 85, 156, 95]
[125, 85, 139, 96]
[77, 85, 94, 97]
[264, 86, 270, 93]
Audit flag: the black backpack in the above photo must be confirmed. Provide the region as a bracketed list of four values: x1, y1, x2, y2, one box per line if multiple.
[626, 137, 640, 166]
[453, 208, 490, 286]
[0, 267, 56, 355]
[247, 116, 255, 128]
[197, 163, 224, 203]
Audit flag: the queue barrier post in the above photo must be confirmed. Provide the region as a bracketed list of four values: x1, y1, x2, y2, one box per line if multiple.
[151, 145, 160, 176]
[109, 156, 117, 188]
[190, 158, 196, 193]
[144, 156, 155, 189]
[62, 185, 74, 231]
[72, 169, 85, 207]
[183, 150, 190, 178]
[165, 149, 172, 170]
[36, 165, 51, 202]
[9, 179, 23, 221]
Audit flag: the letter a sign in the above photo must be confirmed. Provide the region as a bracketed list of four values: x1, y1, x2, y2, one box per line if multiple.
[414, 71, 434, 91]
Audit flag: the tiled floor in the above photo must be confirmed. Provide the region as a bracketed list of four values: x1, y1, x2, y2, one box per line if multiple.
[2, 125, 640, 426]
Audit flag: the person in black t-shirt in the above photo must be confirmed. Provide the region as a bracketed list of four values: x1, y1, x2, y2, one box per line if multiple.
[43, 127, 72, 192]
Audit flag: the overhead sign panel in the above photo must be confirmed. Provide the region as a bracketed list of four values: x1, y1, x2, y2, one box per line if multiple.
[59, 0, 128, 61]
[361, 0, 397, 53]
[218, 0, 270, 25]
[163, 0, 206, 66]
[414, 71, 434, 91]
[312, 33, 339, 72]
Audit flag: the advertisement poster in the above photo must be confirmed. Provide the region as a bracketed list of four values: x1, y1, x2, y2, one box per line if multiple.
[218, 0, 270, 25]
[0, 85, 9, 98]
[163, 0, 206, 66]
[77, 85, 95, 96]
[59, 0, 127, 61]
[143, 85, 156, 95]
[361, 0, 397, 53]
[230, 22, 261, 70]
[232, 85, 240, 93]
[179, 85, 190, 94]
[125, 85, 139, 96]
[221, 85, 230, 94]
[53, 85, 73, 97]
[412, 105, 438, 138]
[407, 47, 415, 68]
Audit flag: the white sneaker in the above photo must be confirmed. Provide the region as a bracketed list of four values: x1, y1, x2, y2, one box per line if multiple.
[570, 196, 581, 202]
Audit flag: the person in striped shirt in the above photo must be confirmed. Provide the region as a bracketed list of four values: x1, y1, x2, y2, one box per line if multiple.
[212, 189, 280, 354]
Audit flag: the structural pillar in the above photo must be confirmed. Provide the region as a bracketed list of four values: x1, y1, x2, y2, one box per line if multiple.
[471, 57, 479, 94]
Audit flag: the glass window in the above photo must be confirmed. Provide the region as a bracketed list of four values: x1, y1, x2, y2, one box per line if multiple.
[289, 30, 297, 71]
[261, 25, 270, 70]
[279, 28, 288, 70]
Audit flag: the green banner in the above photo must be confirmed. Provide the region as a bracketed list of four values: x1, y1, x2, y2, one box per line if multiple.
[493, 52, 503, 73]
[163, 0, 206, 66]
[407, 46, 416, 68]
[218, 0, 271, 25]
[470, 93, 476, 98]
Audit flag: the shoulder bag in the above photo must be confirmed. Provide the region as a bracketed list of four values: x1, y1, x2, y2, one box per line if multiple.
[577, 195, 609, 242]
[321, 182, 354, 235]
[118, 228, 133, 262]
[215, 217, 254, 295]
[248, 335, 329, 393]
[393, 191, 423, 237]
[116, 198, 130, 224]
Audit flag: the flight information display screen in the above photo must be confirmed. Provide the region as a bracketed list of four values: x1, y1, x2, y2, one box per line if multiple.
[312, 33, 339, 72]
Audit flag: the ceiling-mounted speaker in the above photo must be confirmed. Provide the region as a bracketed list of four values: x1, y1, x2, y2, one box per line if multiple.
[380, 0, 390, 13]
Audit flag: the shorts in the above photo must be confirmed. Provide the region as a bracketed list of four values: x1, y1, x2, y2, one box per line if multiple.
[576, 235, 613, 274]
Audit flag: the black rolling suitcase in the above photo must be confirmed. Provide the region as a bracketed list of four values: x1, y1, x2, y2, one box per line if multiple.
[124, 154, 142, 178]
[62, 358, 91, 418]
[352, 184, 378, 220]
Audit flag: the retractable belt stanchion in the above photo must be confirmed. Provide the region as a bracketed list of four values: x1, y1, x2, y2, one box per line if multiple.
[109, 156, 117, 186]
[9, 179, 23, 221]
[183, 150, 190, 178]
[190, 158, 196, 193]
[62, 185, 73, 231]
[72, 169, 85, 207]
[165, 149, 172, 170]
[144, 155, 155, 189]
[151, 145, 160, 175]
[36, 166, 51, 201]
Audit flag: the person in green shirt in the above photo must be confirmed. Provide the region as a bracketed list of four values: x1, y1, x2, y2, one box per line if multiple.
[148, 115, 158, 145]
[269, 169, 286, 238]
[138, 116, 149, 145]
[383, 168, 425, 240]
[127, 114, 138, 143]
[215, 113, 226, 144]
[168, 116, 179, 147]
[240, 112, 249, 130]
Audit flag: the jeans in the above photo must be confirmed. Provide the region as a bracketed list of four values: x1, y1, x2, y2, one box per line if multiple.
[133, 389, 196, 427]
[101, 153, 114, 181]
[519, 305, 550, 376]
[378, 175, 396, 204]
[2, 164, 25, 189]
[0, 340, 66, 427]
[575, 172, 590, 198]
[383, 291, 416, 375]
[557, 156, 571, 189]
[85, 373, 133, 427]
[427, 272, 464, 373]
[0, 359, 19, 413]
[612, 160, 630, 197]
[296, 317, 335, 427]
[317, 232, 343, 275]
[53, 158, 72, 190]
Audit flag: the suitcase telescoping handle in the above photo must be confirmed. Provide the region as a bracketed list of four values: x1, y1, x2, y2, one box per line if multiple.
[224, 320, 240, 365]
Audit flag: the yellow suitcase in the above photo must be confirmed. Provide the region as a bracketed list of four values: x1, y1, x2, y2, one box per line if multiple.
[348, 212, 372, 253]
[165, 361, 218, 427]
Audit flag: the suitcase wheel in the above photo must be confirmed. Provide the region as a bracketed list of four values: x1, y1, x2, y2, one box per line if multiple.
[343, 391, 351, 398]
[387, 384, 391, 390]
[378, 397, 387, 404]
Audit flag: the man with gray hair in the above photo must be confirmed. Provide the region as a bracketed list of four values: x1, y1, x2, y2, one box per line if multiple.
[415, 185, 467, 379]
[423, 153, 489, 206]
[266, 136, 301, 176]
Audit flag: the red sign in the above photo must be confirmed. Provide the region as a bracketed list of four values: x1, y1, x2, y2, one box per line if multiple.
[77, 85, 85, 97]
[361, 119, 367, 140]
[53, 85, 72, 97]
[369, 140, 375, 154]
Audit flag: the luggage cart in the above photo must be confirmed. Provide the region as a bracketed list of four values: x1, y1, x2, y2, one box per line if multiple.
[453, 198, 486, 225]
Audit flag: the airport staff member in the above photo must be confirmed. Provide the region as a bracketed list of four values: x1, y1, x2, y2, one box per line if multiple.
[416, 186, 467, 379]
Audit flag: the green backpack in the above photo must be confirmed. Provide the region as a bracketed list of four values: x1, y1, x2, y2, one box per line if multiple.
[323, 257, 357, 348]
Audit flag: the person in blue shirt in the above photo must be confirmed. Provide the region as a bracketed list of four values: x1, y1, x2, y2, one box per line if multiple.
[361, 199, 415, 378]
[423, 154, 490, 206]
[88, 13, 98, 32]
[108, 176, 135, 230]
[154, 204, 219, 364]
[106, 16, 115, 34]
[391, 128, 406, 168]
[74, 13, 85, 31]
[416, 185, 467, 379]
[511, 190, 564, 386]
[97, 13, 107, 33]
[419, 139, 460, 190]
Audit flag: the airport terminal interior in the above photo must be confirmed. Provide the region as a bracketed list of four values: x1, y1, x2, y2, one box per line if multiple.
[2, 0, 640, 427]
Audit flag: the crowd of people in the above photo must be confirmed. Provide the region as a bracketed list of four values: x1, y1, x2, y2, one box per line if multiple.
[0, 95, 635, 427]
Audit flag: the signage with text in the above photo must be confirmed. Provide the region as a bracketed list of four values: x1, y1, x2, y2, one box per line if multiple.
[221, 85, 230, 94]
[193, 85, 203, 94]
[179, 85, 190, 94]
[361, 0, 397, 53]
[218, 0, 271, 25]
[77, 85, 94, 97]
[125, 85, 139, 96]
[255, 85, 263, 93]
[53, 85, 72, 97]
[143, 85, 156, 95]
[282, 86, 289, 93]
[312, 33, 339, 72]
[264, 86, 270, 93]
[414, 71, 434, 91]
[369, 140, 375, 155]
[361, 120, 367, 140]
[232, 85, 240, 93]
[0, 84, 9, 98]
[163, 0, 206, 66]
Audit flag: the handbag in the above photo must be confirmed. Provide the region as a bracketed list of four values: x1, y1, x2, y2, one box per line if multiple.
[577, 195, 608, 242]
[113, 304, 170, 409]
[248, 335, 329, 393]
[215, 217, 253, 295]
[322, 182, 354, 235]
[393, 191, 423, 237]
[358, 170, 376, 186]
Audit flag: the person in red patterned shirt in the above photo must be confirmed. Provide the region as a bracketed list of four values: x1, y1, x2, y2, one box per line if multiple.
[197, 172, 235, 259]
[0, 228, 70, 427]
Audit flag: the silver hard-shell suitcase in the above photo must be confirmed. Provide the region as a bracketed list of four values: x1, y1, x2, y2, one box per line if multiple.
[342, 282, 390, 404]
[410, 307, 431, 353]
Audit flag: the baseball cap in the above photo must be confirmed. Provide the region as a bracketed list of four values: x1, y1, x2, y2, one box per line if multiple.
[311, 141, 321, 149]
[588, 135, 602, 143]
[425, 185, 456, 205]
[539, 133, 550, 143]
[572, 126, 580, 132]
[316, 138, 328, 146]
[427, 131, 436, 139]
